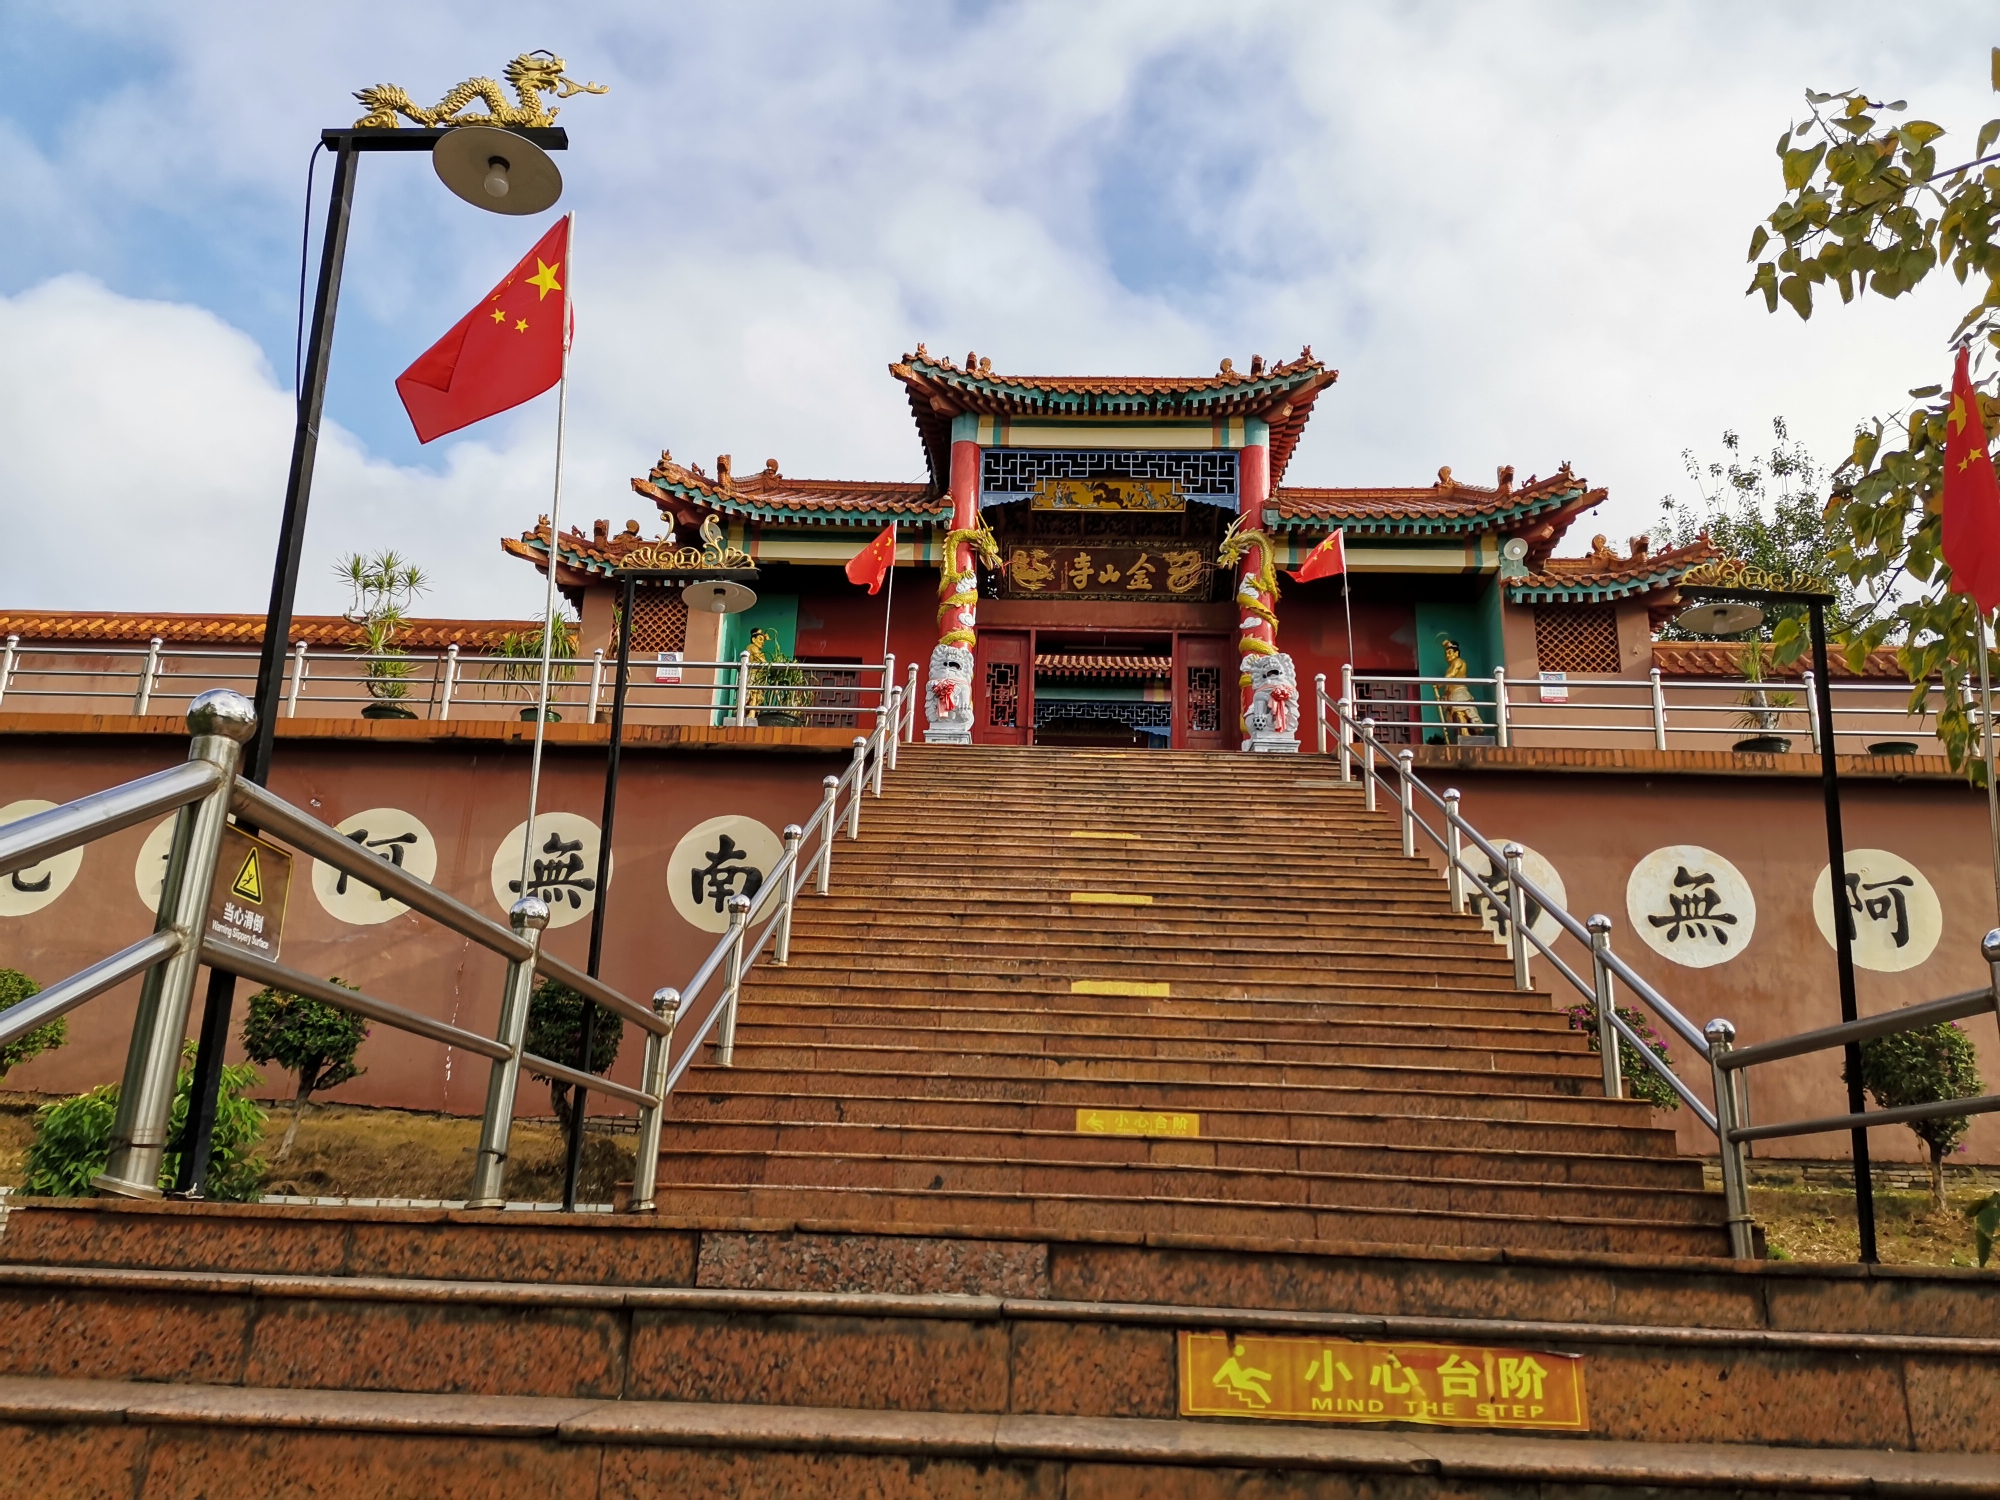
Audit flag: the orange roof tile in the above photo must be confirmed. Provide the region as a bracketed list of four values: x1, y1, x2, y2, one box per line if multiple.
[1652, 641, 1910, 680]
[0, 611, 530, 650]
[632, 455, 945, 528]
[1510, 536, 1720, 604]
[1035, 652, 1172, 679]
[1276, 466, 1603, 567]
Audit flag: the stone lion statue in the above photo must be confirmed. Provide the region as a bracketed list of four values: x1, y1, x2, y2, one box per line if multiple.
[1243, 651, 1300, 753]
[923, 643, 975, 745]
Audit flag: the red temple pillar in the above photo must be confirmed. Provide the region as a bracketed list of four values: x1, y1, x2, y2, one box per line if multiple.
[1235, 429, 1279, 741]
[923, 421, 984, 743]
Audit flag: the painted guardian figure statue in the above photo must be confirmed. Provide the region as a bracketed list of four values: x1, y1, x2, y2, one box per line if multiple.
[924, 644, 976, 745]
[1243, 652, 1301, 753]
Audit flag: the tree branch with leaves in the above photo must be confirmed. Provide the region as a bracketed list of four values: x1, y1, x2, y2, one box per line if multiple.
[1746, 51, 2000, 777]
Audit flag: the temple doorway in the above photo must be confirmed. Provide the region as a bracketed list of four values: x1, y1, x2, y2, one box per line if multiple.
[971, 628, 1233, 749]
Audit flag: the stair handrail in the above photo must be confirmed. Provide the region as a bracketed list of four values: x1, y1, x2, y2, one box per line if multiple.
[653, 710, 897, 1116]
[0, 689, 674, 1210]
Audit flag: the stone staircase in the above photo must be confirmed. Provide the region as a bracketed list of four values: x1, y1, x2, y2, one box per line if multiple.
[1, 745, 1995, 1494]
[655, 744, 1730, 1256]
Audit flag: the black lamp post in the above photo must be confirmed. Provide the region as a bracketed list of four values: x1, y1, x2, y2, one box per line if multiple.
[174, 123, 569, 1197]
[1678, 583, 1877, 1263]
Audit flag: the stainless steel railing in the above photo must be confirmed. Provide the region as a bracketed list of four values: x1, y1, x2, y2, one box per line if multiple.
[1315, 674, 2000, 1259]
[0, 689, 677, 1208]
[1331, 662, 1950, 755]
[0, 635, 899, 730]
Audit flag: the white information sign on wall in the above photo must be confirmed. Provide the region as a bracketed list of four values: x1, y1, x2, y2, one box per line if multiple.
[1813, 849, 1942, 973]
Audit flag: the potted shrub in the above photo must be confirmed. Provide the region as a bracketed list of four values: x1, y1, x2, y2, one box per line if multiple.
[749, 637, 815, 727]
[491, 617, 578, 721]
[1732, 640, 1797, 754]
[336, 550, 429, 720]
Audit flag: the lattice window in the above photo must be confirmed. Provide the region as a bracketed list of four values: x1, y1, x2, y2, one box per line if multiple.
[798, 662, 860, 728]
[1187, 666, 1221, 733]
[630, 590, 688, 653]
[986, 661, 1020, 728]
[981, 448, 1239, 500]
[1357, 676, 1418, 745]
[1535, 605, 1620, 673]
[1033, 700, 1173, 729]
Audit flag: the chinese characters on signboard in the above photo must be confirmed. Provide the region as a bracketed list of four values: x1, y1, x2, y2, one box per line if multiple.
[1179, 1332, 1586, 1431]
[1001, 545, 1212, 601]
[0, 800, 82, 918]
[667, 815, 783, 934]
[487, 812, 609, 931]
[1625, 846, 1757, 969]
[1813, 848, 1942, 972]
[311, 808, 441, 926]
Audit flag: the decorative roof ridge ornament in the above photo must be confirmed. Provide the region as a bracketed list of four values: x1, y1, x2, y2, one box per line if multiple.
[353, 51, 607, 130]
[1679, 556, 1833, 597]
[619, 514, 752, 573]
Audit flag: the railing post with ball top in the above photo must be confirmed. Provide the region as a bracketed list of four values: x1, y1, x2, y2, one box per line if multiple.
[1985, 929, 2000, 1021]
[1444, 790, 1466, 914]
[817, 775, 838, 894]
[93, 690, 255, 1199]
[1396, 749, 1415, 858]
[466, 894, 549, 1208]
[848, 737, 867, 839]
[1492, 667, 1510, 748]
[1650, 667, 1668, 750]
[1590, 915, 1622, 1099]
[1504, 842, 1531, 990]
[715, 893, 751, 1067]
[287, 640, 309, 718]
[134, 637, 164, 715]
[1315, 673, 1327, 756]
[628, 987, 679, 1213]
[1337, 697, 1354, 782]
[1361, 719, 1377, 812]
[886, 687, 901, 771]
[587, 648, 605, 724]
[776, 824, 803, 964]
[1706, 1017, 1755, 1259]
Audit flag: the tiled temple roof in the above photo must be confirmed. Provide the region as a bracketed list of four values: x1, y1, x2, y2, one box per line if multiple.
[1652, 641, 1909, 680]
[1274, 465, 1603, 567]
[1035, 652, 1172, 679]
[889, 345, 1338, 488]
[0, 611, 529, 650]
[1508, 536, 1720, 605]
[632, 454, 945, 530]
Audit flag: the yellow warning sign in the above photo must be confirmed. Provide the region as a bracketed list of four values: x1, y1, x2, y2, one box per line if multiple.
[1076, 1108, 1199, 1138]
[230, 847, 264, 904]
[1179, 1332, 1587, 1432]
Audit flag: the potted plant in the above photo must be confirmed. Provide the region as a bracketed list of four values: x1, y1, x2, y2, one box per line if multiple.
[336, 550, 429, 720]
[748, 634, 815, 727]
[1732, 639, 1797, 754]
[491, 616, 578, 720]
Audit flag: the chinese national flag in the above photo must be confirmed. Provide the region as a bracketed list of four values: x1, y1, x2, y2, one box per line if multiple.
[396, 217, 569, 444]
[845, 521, 897, 594]
[1287, 528, 1347, 584]
[1943, 345, 2000, 615]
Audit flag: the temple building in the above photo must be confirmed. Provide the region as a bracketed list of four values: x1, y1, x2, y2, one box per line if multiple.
[505, 346, 1717, 749]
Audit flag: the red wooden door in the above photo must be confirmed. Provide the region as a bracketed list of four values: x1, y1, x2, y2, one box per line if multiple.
[973, 630, 1032, 745]
[1175, 634, 1232, 751]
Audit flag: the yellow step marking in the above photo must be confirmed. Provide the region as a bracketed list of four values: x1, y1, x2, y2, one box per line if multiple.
[1076, 1108, 1199, 1138]
[1069, 891, 1153, 906]
[1069, 830, 1143, 840]
[1071, 979, 1170, 998]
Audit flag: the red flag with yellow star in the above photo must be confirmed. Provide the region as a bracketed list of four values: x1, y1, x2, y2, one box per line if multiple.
[396, 218, 569, 444]
[1943, 345, 2000, 615]
[845, 521, 897, 594]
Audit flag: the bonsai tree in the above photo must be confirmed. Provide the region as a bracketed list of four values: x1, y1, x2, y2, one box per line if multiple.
[0, 968, 66, 1081]
[335, 549, 429, 716]
[524, 977, 623, 1160]
[1565, 1000, 1681, 1111]
[24, 1043, 266, 1200]
[490, 615, 579, 720]
[1858, 1021, 1981, 1213]
[242, 980, 369, 1158]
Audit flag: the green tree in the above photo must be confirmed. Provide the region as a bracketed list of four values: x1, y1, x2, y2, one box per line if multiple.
[523, 978, 623, 1158]
[241, 981, 369, 1159]
[23, 1044, 266, 1201]
[1745, 53, 2000, 777]
[1857, 1022, 1982, 1212]
[0, 968, 66, 1080]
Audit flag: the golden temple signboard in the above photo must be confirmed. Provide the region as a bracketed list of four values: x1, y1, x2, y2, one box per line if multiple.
[1003, 545, 1211, 601]
[1179, 1332, 1587, 1432]
[1031, 477, 1183, 512]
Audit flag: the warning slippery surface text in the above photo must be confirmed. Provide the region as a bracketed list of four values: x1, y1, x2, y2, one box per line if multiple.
[1179, 1332, 1587, 1432]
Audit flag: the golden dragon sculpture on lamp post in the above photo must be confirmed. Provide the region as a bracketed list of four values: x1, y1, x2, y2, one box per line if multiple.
[354, 51, 608, 130]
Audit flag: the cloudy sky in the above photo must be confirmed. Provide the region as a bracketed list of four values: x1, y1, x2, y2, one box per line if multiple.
[3, 3, 1993, 619]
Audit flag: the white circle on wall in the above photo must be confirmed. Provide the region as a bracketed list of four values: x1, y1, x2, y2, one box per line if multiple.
[1626, 845, 1756, 968]
[490, 812, 607, 929]
[135, 815, 178, 914]
[669, 815, 783, 934]
[312, 808, 439, 926]
[0, 800, 83, 918]
[1813, 849, 1942, 973]
[1466, 841, 1567, 950]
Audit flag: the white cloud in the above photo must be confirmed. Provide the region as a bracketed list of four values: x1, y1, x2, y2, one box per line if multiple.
[0, 274, 557, 618]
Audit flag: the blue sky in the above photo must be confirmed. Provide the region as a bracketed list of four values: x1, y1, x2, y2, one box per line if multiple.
[2, 3, 1993, 617]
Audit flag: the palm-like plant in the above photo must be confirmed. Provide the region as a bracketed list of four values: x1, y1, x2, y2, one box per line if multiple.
[334, 550, 430, 709]
[491, 617, 579, 719]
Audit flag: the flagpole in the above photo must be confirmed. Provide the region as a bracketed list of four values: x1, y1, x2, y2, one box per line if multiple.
[1339, 529, 1356, 686]
[1980, 609, 2000, 926]
[880, 520, 897, 673]
[520, 211, 574, 898]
